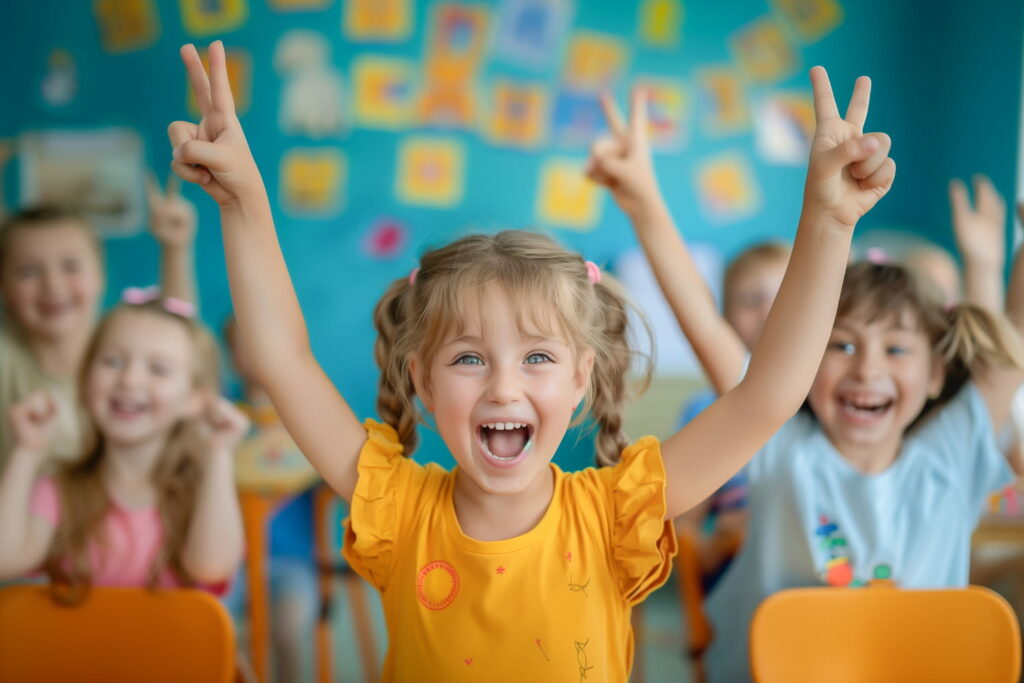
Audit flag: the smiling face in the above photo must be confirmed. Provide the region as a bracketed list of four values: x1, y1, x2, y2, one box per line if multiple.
[808, 306, 943, 461]
[0, 218, 103, 343]
[84, 308, 201, 449]
[413, 283, 593, 497]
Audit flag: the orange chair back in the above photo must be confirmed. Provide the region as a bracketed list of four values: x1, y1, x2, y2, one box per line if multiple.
[0, 585, 235, 683]
[750, 584, 1022, 683]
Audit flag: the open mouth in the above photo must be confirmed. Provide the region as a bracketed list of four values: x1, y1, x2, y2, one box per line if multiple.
[38, 301, 73, 319]
[838, 395, 893, 422]
[110, 397, 150, 419]
[476, 421, 535, 467]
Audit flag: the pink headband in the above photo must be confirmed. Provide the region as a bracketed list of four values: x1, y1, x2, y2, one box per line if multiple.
[409, 267, 419, 286]
[865, 247, 890, 265]
[121, 286, 196, 319]
[585, 260, 602, 285]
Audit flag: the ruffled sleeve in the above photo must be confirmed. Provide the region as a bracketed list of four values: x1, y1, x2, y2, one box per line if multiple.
[342, 419, 420, 591]
[610, 436, 678, 605]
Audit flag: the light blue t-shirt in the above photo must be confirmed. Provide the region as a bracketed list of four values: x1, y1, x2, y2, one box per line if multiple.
[704, 383, 1014, 682]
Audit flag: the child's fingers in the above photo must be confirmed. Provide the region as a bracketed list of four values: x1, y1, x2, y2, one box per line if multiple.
[165, 172, 182, 199]
[174, 139, 230, 173]
[848, 133, 890, 180]
[949, 178, 970, 224]
[589, 135, 622, 161]
[843, 76, 872, 131]
[814, 135, 878, 178]
[167, 120, 199, 149]
[809, 66, 840, 124]
[180, 44, 213, 115]
[859, 157, 896, 192]
[629, 86, 649, 147]
[207, 41, 236, 115]
[599, 92, 627, 137]
[973, 174, 1005, 222]
[171, 161, 211, 186]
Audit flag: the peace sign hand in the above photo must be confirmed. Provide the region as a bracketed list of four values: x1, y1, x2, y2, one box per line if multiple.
[950, 174, 1007, 267]
[168, 41, 262, 208]
[8, 392, 60, 458]
[196, 394, 250, 456]
[147, 172, 197, 249]
[804, 66, 895, 231]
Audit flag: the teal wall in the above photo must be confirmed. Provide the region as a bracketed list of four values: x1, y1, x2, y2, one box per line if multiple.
[2, 0, 1021, 469]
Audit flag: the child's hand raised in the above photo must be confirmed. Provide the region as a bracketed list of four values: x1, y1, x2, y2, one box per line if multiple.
[168, 41, 262, 208]
[147, 172, 197, 249]
[803, 66, 895, 230]
[950, 174, 1007, 267]
[8, 392, 59, 457]
[196, 395, 250, 456]
[585, 88, 661, 221]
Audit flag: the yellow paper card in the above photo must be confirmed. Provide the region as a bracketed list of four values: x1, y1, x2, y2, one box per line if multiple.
[280, 148, 346, 216]
[537, 159, 601, 230]
[772, 0, 843, 43]
[564, 31, 627, 91]
[344, 0, 411, 42]
[730, 17, 798, 83]
[352, 55, 417, 129]
[698, 67, 748, 136]
[179, 0, 247, 37]
[638, 0, 683, 47]
[695, 152, 760, 224]
[488, 80, 548, 148]
[637, 78, 688, 150]
[94, 0, 160, 53]
[269, 0, 331, 10]
[396, 138, 464, 207]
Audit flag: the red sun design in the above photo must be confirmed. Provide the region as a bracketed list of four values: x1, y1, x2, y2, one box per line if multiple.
[416, 560, 460, 610]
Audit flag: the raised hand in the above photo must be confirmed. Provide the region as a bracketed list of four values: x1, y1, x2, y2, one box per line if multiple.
[950, 174, 1007, 267]
[196, 394, 250, 455]
[803, 67, 895, 230]
[168, 41, 262, 207]
[8, 392, 59, 456]
[585, 88, 661, 221]
[147, 172, 197, 249]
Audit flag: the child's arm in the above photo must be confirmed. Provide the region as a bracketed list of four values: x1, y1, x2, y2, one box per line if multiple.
[167, 42, 365, 501]
[180, 396, 247, 583]
[950, 174, 1006, 310]
[591, 69, 895, 518]
[0, 393, 59, 578]
[148, 172, 200, 305]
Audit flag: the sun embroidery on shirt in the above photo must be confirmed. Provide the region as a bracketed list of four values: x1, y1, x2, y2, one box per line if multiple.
[568, 574, 590, 597]
[415, 560, 460, 610]
[575, 639, 593, 681]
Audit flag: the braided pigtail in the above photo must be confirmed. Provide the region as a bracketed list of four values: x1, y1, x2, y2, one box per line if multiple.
[372, 277, 420, 455]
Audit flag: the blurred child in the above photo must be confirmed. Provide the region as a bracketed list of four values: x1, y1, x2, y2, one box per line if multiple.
[169, 43, 887, 680]
[0, 181, 198, 467]
[591, 76, 1024, 681]
[0, 296, 246, 603]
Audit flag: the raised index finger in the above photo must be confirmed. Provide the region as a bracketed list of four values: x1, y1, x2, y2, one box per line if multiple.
[629, 86, 649, 145]
[843, 76, 871, 131]
[165, 172, 182, 198]
[207, 40, 236, 114]
[809, 66, 839, 124]
[599, 91, 627, 137]
[181, 43, 213, 115]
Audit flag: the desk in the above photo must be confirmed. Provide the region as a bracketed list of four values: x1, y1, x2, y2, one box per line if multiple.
[971, 482, 1024, 613]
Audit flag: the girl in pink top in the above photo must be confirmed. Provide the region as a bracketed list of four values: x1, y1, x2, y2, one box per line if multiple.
[0, 296, 248, 602]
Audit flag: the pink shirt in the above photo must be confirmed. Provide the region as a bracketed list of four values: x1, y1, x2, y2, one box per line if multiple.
[29, 477, 226, 594]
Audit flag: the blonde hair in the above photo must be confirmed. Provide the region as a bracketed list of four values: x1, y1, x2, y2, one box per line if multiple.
[44, 301, 219, 604]
[0, 205, 103, 276]
[836, 262, 1024, 426]
[373, 230, 651, 467]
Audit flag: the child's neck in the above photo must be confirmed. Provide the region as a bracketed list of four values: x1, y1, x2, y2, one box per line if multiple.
[831, 433, 903, 475]
[27, 326, 92, 378]
[101, 438, 166, 507]
[452, 467, 555, 542]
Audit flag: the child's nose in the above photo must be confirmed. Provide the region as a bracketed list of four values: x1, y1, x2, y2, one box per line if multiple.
[852, 347, 884, 380]
[117, 360, 147, 388]
[486, 364, 522, 404]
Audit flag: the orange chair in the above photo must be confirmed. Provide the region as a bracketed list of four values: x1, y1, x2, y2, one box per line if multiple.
[750, 584, 1022, 683]
[0, 585, 235, 683]
[675, 526, 713, 683]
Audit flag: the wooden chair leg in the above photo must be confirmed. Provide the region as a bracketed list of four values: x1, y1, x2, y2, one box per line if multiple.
[342, 573, 379, 683]
[314, 486, 335, 683]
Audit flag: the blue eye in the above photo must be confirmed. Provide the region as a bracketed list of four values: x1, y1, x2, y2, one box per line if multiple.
[100, 354, 123, 369]
[526, 352, 553, 364]
[453, 354, 483, 366]
[16, 264, 41, 280]
[887, 346, 908, 356]
[830, 342, 855, 354]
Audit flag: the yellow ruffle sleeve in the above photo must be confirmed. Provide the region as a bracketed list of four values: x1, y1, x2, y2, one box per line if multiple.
[610, 436, 678, 605]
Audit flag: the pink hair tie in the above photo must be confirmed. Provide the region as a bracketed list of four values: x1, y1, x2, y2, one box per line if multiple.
[409, 267, 420, 286]
[585, 260, 602, 285]
[162, 297, 196, 319]
[120, 286, 196, 319]
[865, 247, 890, 265]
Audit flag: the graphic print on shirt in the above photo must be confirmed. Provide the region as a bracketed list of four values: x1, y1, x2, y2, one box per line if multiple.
[568, 573, 590, 597]
[575, 638, 594, 681]
[416, 560, 460, 610]
[815, 515, 856, 587]
[535, 638, 551, 662]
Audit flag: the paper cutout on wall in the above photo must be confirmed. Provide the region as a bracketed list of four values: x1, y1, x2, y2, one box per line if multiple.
[269, 0, 331, 11]
[536, 158, 601, 230]
[771, 0, 843, 43]
[274, 31, 344, 138]
[697, 67, 748, 137]
[419, 3, 490, 127]
[396, 137, 464, 207]
[19, 128, 145, 236]
[179, 0, 248, 37]
[754, 92, 814, 165]
[563, 31, 627, 92]
[352, 55, 417, 129]
[695, 151, 761, 225]
[94, 0, 160, 53]
[636, 78, 688, 151]
[552, 91, 604, 147]
[279, 147, 346, 216]
[41, 50, 77, 108]
[492, 0, 572, 69]
[730, 17, 798, 83]
[487, 80, 548, 148]
[344, 0, 411, 42]
[362, 217, 409, 260]
[638, 0, 682, 48]
[188, 48, 251, 115]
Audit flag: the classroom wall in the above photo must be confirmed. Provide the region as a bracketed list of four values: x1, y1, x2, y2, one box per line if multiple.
[2, 0, 1020, 469]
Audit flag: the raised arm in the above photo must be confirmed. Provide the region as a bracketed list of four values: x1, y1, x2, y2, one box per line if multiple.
[148, 172, 200, 305]
[167, 42, 365, 501]
[0, 393, 59, 579]
[586, 91, 746, 394]
[596, 68, 894, 517]
[950, 174, 1006, 310]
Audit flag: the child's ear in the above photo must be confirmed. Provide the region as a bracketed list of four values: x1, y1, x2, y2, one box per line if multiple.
[572, 348, 596, 410]
[408, 353, 433, 413]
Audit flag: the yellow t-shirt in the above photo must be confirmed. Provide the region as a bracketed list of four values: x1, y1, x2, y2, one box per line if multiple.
[343, 419, 677, 683]
[0, 329, 86, 469]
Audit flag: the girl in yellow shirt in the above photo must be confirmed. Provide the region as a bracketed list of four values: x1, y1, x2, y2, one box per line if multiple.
[167, 42, 894, 681]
